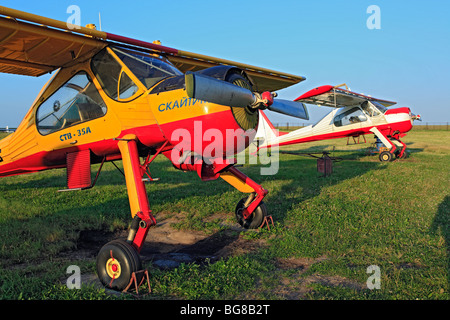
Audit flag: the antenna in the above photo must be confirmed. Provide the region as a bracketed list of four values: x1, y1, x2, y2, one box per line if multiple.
[98, 12, 102, 31]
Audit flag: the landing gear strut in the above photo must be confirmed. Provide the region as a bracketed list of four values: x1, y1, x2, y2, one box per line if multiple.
[220, 166, 269, 229]
[95, 135, 271, 291]
[96, 135, 156, 291]
[371, 127, 407, 162]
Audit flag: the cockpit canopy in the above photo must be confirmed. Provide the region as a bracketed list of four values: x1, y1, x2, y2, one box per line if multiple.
[35, 46, 183, 136]
[91, 46, 182, 101]
[333, 101, 387, 127]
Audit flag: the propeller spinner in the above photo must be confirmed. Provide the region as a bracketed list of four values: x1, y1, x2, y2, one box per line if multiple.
[185, 72, 309, 120]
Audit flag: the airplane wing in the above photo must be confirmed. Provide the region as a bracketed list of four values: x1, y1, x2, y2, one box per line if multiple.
[294, 85, 396, 108]
[0, 6, 305, 92]
[166, 53, 305, 92]
[0, 9, 106, 77]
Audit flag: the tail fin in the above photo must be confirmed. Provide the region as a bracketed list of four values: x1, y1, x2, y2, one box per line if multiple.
[254, 111, 284, 148]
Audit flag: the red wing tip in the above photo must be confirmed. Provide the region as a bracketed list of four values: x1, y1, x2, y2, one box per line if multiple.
[294, 85, 334, 101]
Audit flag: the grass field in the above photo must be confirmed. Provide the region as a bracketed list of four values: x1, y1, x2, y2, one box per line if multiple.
[0, 130, 448, 300]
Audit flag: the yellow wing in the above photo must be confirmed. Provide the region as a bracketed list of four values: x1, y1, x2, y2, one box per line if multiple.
[0, 8, 106, 76]
[0, 6, 305, 91]
[167, 53, 305, 92]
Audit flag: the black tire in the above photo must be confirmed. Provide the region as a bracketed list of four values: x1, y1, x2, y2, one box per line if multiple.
[96, 239, 142, 291]
[235, 197, 267, 229]
[396, 150, 408, 159]
[379, 151, 393, 162]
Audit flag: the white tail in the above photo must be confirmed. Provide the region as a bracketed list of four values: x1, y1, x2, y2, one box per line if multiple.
[254, 111, 281, 148]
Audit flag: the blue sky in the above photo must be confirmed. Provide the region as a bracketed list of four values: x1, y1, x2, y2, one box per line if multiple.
[0, 0, 449, 127]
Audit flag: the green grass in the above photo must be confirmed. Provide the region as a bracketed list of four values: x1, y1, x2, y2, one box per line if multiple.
[0, 131, 448, 300]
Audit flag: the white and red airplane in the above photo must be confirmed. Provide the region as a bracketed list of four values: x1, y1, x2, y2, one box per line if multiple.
[255, 84, 421, 161]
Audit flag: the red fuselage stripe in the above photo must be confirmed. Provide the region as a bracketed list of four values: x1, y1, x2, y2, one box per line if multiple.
[271, 119, 412, 148]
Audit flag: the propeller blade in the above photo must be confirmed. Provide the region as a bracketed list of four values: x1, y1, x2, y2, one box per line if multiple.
[268, 99, 309, 120]
[185, 72, 255, 108]
[185, 72, 309, 120]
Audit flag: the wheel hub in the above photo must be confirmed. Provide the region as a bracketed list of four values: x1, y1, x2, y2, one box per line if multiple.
[106, 258, 121, 279]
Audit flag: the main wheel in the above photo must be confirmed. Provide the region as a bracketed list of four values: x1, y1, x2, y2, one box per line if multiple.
[379, 151, 393, 162]
[96, 239, 142, 291]
[235, 197, 268, 229]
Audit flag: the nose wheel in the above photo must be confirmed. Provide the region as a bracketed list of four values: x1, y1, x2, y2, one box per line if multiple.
[96, 240, 143, 291]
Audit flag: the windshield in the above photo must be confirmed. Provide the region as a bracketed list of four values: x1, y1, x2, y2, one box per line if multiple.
[370, 101, 388, 114]
[360, 101, 382, 117]
[112, 47, 182, 89]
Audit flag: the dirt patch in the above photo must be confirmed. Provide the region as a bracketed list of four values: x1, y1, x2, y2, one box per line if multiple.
[66, 213, 268, 291]
[274, 273, 364, 300]
[275, 255, 329, 272]
[71, 217, 363, 299]
[71, 212, 266, 272]
[269, 255, 365, 299]
[138, 212, 261, 268]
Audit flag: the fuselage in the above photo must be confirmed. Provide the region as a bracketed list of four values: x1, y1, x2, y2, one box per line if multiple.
[0, 46, 257, 178]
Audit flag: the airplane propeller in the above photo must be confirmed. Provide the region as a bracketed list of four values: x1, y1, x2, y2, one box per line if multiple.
[185, 72, 309, 120]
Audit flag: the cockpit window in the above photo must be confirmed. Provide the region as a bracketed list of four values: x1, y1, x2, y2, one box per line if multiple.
[118, 71, 139, 99]
[334, 107, 367, 127]
[36, 72, 107, 135]
[111, 47, 182, 89]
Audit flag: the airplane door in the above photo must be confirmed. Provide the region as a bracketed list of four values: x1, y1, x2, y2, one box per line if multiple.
[333, 107, 368, 129]
[36, 71, 120, 152]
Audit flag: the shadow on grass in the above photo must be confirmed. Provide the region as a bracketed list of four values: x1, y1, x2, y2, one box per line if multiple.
[246, 155, 387, 224]
[431, 195, 449, 290]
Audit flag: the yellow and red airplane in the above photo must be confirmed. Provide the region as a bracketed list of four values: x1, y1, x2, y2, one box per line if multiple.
[0, 6, 308, 291]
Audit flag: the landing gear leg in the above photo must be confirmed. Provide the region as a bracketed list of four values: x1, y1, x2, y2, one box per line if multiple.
[370, 127, 396, 162]
[96, 134, 156, 291]
[220, 166, 269, 229]
[393, 138, 408, 159]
